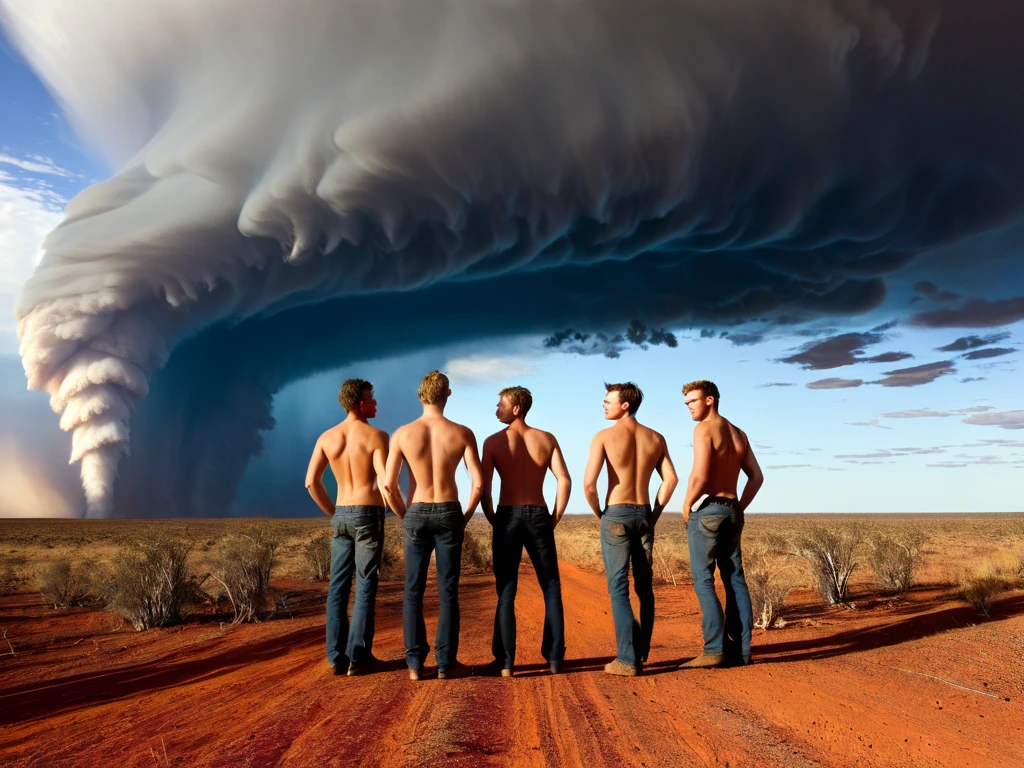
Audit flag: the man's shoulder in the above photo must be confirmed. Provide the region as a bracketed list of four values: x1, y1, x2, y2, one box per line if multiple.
[483, 427, 509, 447]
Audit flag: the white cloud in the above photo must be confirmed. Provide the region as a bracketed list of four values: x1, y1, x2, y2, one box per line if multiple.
[879, 408, 951, 418]
[0, 152, 75, 178]
[444, 354, 538, 384]
[962, 410, 1024, 430]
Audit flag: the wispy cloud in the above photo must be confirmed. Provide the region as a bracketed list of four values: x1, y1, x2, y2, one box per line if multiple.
[444, 354, 537, 383]
[0, 153, 75, 178]
[807, 377, 864, 389]
[962, 410, 1024, 430]
[873, 360, 955, 387]
[937, 332, 1010, 352]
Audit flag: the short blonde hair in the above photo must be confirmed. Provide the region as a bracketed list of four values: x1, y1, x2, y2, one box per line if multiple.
[499, 386, 533, 416]
[682, 379, 720, 406]
[418, 370, 450, 404]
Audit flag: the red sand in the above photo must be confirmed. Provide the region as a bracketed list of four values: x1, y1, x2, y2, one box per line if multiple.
[1, 563, 1022, 767]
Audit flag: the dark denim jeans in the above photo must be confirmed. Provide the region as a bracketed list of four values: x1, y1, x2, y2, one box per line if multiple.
[686, 500, 753, 662]
[600, 504, 655, 667]
[326, 505, 384, 670]
[491, 505, 565, 669]
[402, 501, 465, 671]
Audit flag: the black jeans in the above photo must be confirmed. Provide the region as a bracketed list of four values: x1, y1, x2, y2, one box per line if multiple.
[600, 504, 655, 667]
[402, 501, 464, 671]
[491, 504, 566, 669]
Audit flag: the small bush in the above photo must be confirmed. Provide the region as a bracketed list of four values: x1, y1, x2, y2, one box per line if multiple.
[870, 533, 926, 594]
[956, 556, 1018, 618]
[304, 530, 332, 581]
[38, 559, 93, 608]
[462, 526, 493, 573]
[0, 562, 28, 595]
[793, 526, 862, 605]
[210, 525, 279, 623]
[379, 523, 405, 581]
[96, 536, 207, 631]
[745, 539, 798, 629]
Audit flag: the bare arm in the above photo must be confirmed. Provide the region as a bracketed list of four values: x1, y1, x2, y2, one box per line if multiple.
[549, 438, 572, 528]
[462, 429, 484, 524]
[373, 433, 389, 512]
[582, 433, 605, 517]
[681, 426, 712, 523]
[650, 438, 679, 526]
[383, 430, 407, 519]
[480, 436, 496, 524]
[304, 437, 335, 516]
[738, 439, 764, 513]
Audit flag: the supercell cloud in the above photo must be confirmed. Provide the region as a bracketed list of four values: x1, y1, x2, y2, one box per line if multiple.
[4, 0, 1024, 516]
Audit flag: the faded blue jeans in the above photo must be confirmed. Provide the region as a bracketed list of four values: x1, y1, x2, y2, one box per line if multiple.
[491, 504, 565, 669]
[687, 498, 753, 663]
[600, 504, 655, 667]
[402, 501, 465, 672]
[326, 505, 384, 670]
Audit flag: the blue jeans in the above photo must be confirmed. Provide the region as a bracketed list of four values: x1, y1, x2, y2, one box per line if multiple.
[326, 505, 384, 670]
[402, 502, 465, 671]
[600, 504, 655, 667]
[491, 505, 566, 669]
[687, 500, 753, 662]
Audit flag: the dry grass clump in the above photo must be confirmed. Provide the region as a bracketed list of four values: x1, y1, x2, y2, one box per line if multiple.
[0, 556, 29, 595]
[955, 555, 1022, 618]
[461, 525, 493, 573]
[744, 536, 798, 629]
[554, 519, 603, 570]
[379, 522, 406, 581]
[304, 530, 332, 581]
[869, 533, 926, 594]
[210, 524, 279, 624]
[792, 526, 862, 605]
[38, 559, 94, 608]
[96, 536, 207, 631]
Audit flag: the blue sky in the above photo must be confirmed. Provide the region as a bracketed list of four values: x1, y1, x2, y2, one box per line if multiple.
[1, 19, 1022, 518]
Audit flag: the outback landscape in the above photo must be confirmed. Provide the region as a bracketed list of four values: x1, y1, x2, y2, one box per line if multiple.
[1, 513, 1023, 768]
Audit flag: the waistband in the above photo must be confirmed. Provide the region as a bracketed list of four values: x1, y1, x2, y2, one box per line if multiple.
[334, 505, 386, 515]
[496, 504, 549, 516]
[698, 496, 741, 511]
[603, 503, 652, 520]
[407, 501, 463, 514]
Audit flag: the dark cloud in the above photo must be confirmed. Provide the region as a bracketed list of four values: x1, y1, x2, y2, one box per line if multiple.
[962, 346, 1017, 360]
[720, 331, 765, 346]
[960, 376, 986, 383]
[910, 297, 1024, 328]
[779, 331, 909, 370]
[545, 319, 677, 358]
[912, 281, 960, 303]
[807, 377, 864, 389]
[873, 360, 956, 387]
[759, 382, 795, 388]
[937, 332, 1011, 352]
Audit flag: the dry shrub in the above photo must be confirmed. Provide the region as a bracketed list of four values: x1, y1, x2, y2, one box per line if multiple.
[304, 530, 332, 581]
[0, 558, 28, 595]
[956, 555, 1020, 618]
[96, 536, 207, 631]
[38, 559, 93, 608]
[745, 538, 798, 629]
[461, 526, 493, 573]
[210, 524, 278, 623]
[869, 533, 926, 594]
[793, 526, 862, 605]
[554, 523, 603, 570]
[380, 522, 406, 581]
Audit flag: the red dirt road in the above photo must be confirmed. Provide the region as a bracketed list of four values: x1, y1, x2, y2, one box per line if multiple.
[1, 563, 1022, 767]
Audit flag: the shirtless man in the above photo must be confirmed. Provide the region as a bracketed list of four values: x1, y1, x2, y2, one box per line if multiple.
[382, 370, 483, 680]
[305, 378, 389, 676]
[583, 382, 678, 676]
[481, 386, 571, 676]
[679, 380, 764, 668]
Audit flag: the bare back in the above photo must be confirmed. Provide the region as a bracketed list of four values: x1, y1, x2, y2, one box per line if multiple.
[397, 416, 474, 504]
[319, 421, 388, 506]
[600, 420, 668, 506]
[698, 416, 749, 499]
[486, 426, 557, 506]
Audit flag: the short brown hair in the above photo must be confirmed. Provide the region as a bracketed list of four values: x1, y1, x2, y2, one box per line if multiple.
[605, 381, 643, 415]
[499, 386, 533, 416]
[682, 379, 721, 406]
[338, 378, 373, 411]
[418, 370, 450, 404]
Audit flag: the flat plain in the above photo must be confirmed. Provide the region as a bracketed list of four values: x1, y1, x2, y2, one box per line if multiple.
[1, 513, 1022, 767]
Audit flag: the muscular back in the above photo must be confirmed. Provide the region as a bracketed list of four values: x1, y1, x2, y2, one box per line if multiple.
[486, 426, 556, 506]
[698, 417, 749, 498]
[319, 421, 388, 506]
[398, 416, 474, 504]
[600, 420, 668, 506]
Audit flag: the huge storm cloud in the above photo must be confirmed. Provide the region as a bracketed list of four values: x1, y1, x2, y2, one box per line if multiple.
[4, 0, 1024, 516]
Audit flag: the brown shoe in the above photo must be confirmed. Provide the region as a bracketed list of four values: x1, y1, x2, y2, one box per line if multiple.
[680, 653, 725, 669]
[604, 659, 638, 677]
[347, 657, 382, 676]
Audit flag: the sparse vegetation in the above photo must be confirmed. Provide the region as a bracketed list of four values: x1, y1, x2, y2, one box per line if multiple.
[0, 557, 28, 595]
[461, 526, 493, 573]
[379, 523, 406, 581]
[870, 533, 926, 594]
[744, 537, 798, 629]
[793, 526, 862, 605]
[38, 559, 93, 608]
[303, 530, 332, 581]
[956, 555, 1020, 618]
[95, 536, 207, 631]
[210, 524, 279, 623]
